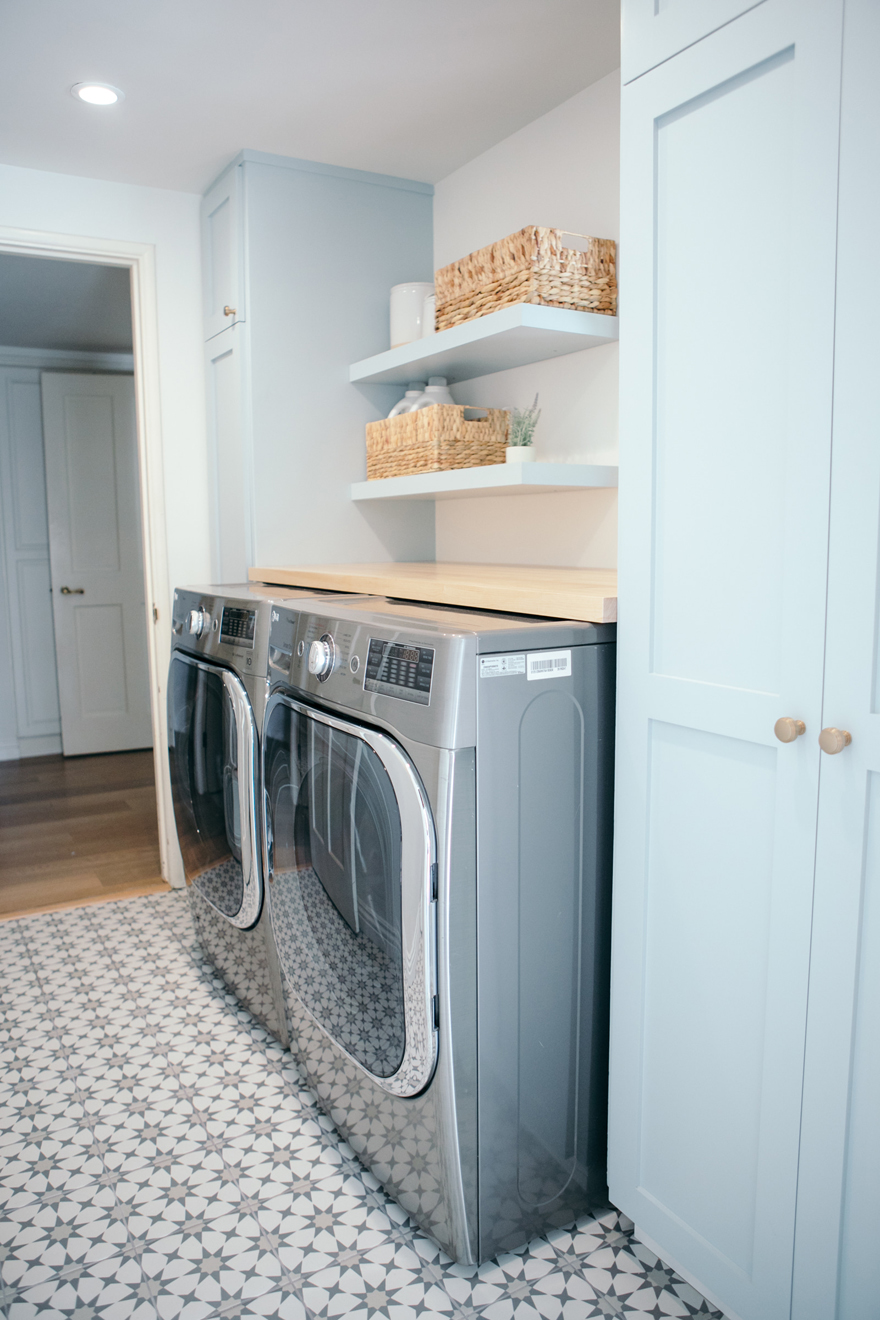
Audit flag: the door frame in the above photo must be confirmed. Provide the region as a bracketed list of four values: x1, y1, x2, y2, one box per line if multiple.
[0, 224, 181, 886]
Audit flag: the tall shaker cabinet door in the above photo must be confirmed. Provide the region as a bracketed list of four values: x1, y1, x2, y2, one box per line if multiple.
[202, 166, 245, 340]
[621, 0, 768, 83]
[611, 3, 842, 1318]
[792, 2, 880, 1315]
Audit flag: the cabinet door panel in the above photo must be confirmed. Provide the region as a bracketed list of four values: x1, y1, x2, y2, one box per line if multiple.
[622, 0, 766, 83]
[651, 43, 793, 693]
[641, 722, 776, 1273]
[202, 166, 245, 340]
[792, 2, 880, 1313]
[205, 327, 251, 582]
[612, 3, 842, 1317]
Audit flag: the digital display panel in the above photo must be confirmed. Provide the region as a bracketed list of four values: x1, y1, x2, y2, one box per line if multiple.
[220, 606, 256, 649]
[364, 639, 434, 705]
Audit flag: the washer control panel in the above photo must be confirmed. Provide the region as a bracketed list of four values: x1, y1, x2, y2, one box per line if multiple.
[364, 639, 434, 705]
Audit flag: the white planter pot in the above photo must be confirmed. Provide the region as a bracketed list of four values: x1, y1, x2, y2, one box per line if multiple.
[505, 446, 536, 463]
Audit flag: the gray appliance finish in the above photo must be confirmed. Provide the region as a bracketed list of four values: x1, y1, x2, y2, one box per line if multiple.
[261, 597, 616, 1264]
[166, 584, 367, 1046]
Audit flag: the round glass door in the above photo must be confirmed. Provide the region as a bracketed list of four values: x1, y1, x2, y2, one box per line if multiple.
[263, 694, 437, 1096]
[167, 652, 261, 929]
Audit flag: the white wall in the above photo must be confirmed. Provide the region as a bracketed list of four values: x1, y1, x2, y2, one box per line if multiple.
[0, 164, 211, 605]
[432, 71, 620, 568]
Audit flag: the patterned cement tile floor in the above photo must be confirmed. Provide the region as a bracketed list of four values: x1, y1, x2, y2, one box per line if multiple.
[0, 892, 726, 1320]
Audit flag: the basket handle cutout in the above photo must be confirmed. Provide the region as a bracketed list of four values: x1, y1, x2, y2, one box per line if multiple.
[462, 408, 489, 421]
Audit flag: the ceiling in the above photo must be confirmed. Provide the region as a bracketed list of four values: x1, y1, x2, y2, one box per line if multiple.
[0, 0, 620, 194]
[0, 255, 132, 353]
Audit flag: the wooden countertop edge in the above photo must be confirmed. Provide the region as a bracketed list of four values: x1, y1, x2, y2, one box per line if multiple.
[249, 565, 618, 625]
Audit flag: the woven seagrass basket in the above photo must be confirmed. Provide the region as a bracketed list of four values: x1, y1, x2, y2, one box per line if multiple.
[366, 405, 509, 480]
[434, 226, 617, 331]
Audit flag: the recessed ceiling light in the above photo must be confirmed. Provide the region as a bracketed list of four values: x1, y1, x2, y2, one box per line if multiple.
[71, 83, 124, 106]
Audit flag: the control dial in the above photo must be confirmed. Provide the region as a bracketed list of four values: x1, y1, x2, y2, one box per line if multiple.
[308, 634, 336, 681]
[186, 608, 209, 637]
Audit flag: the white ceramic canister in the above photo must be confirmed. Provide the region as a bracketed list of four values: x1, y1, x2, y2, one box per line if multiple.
[387, 382, 427, 419]
[390, 283, 435, 349]
[408, 377, 456, 410]
[421, 293, 437, 337]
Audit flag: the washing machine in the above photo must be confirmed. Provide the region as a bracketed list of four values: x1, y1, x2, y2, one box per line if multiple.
[261, 596, 616, 1263]
[166, 583, 366, 1044]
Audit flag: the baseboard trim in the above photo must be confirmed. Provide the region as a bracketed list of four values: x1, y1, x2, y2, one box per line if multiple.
[0, 741, 20, 762]
[18, 735, 62, 758]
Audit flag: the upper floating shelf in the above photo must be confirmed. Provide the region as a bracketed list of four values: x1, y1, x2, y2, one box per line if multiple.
[351, 461, 618, 502]
[349, 303, 619, 385]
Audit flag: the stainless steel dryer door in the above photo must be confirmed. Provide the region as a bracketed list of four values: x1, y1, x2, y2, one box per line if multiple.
[262, 693, 437, 1097]
[167, 652, 262, 929]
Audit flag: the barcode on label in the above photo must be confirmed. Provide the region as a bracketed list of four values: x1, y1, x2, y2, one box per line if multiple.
[526, 649, 572, 681]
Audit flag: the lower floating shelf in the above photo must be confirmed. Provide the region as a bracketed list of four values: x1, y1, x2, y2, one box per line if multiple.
[351, 461, 618, 502]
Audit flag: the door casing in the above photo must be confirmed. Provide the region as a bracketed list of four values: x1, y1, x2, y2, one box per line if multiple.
[0, 226, 180, 885]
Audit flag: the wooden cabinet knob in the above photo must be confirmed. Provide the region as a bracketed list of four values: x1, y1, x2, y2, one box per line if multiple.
[774, 717, 805, 743]
[819, 726, 852, 755]
[223, 305, 237, 317]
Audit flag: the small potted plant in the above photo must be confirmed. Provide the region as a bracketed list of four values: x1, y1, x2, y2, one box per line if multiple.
[506, 394, 540, 462]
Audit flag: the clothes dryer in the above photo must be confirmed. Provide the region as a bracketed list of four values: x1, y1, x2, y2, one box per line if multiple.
[166, 584, 366, 1044]
[261, 597, 615, 1263]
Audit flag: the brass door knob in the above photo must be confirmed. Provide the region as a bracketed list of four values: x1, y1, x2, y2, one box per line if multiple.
[774, 717, 805, 743]
[819, 727, 852, 755]
[223, 305, 237, 317]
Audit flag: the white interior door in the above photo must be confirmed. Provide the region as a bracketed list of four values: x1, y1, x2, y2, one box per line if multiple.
[41, 372, 152, 756]
[0, 367, 62, 749]
[611, 3, 843, 1318]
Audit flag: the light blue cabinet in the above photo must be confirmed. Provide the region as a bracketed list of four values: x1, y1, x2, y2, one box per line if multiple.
[621, 0, 766, 83]
[201, 166, 245, 339]
[200, 149, 436, 580]
[790, 2, 880, 1316]
[204, 325, 250, 582]
[610, 1, 880, 1317]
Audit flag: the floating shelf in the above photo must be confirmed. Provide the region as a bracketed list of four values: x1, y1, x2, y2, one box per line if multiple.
[350, 303, 619, 386]
[351, 461, 618, 502]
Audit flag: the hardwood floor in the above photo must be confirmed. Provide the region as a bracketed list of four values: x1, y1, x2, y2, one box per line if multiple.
[0, 750, 170, 920]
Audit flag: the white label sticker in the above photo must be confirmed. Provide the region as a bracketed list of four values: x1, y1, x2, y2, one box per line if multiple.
[480, 654, 526, 678]
[527, 649, 572, 681]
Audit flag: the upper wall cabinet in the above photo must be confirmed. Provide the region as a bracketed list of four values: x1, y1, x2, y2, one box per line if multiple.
[199, 150, 436, 578]
[202, 166, 245, 340]
[621, 0, 766, 82]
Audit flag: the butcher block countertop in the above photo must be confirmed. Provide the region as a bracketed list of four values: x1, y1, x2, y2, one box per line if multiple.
[249, 562, 618, 624]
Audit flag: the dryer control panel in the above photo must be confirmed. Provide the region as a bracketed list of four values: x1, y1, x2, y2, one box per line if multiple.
[220, 606, 256, 650]
[364, 639, 434, 705]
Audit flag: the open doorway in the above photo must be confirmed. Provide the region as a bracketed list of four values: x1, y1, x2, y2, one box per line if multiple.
[0, 251, 170, 917]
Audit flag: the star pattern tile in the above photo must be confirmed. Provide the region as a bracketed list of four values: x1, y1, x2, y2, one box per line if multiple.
[0, 892, 728, 1320]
